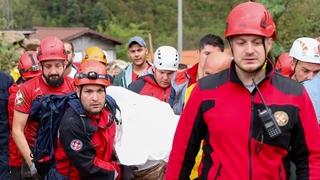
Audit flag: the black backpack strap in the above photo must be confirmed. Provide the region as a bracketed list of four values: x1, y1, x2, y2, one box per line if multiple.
[105, 95, 121, 125]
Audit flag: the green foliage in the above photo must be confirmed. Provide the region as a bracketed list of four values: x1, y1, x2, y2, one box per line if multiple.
[0, 41, 20, 73]
[2, 0, 320, 62]
[98, 17, 149, 60]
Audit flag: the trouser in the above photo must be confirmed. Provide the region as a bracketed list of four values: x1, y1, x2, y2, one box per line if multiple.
[44, 168, 67, 180]
[133, 160, 167, 180]
[10, 166, 22, 180]
[20, 161, 41, 180]
[289, 161, 296, 180]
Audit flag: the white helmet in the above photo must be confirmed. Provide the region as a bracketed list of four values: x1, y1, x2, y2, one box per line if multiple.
[154, 46, 180, 71]
[289, 37, 320, 64]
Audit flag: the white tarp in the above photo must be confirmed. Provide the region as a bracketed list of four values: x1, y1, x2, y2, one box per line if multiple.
[106, 86, 180, 166]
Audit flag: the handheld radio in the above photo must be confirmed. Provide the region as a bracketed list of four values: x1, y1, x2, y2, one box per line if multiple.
[253, 80, 282, 138]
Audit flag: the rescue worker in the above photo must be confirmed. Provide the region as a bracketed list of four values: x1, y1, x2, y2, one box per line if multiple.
[8, 51, 42, 179]
[47, 60, 121, 179]
[128, 46, 185, 115]
[275, 52, 293, 77]
[187, 34, 225, 86]
[166, 2, 320, 179]
[82, 46, 108, 65]
[113, 36, 152, 88]
[187, 51, 232, 179]
[0, 71, 14, 179]
[289, 37, 320, 83]
[63, 41, 77, 78]
[82, 46, 114, 83]
[12, 36, 75, 176]
[287, 37, 320, 179]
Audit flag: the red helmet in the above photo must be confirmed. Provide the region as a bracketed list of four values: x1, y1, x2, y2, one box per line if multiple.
[18, 51, 42, 79]
[224, 2, 276, 39]
[37, 36, 67, 62]
[276, 52, 293, 77]
[74, 60, 110, 87]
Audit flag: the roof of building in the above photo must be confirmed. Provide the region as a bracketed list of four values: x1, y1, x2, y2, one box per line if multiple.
[30, 26, 122, 45]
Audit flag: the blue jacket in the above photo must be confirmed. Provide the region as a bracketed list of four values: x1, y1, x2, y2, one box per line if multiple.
[0, 71, 13, 179]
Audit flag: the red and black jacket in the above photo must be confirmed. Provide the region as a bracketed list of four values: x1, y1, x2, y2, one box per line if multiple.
[166, 61, 320, 179]
[54, 107, 120, 180]
[128, 74, 174, 104]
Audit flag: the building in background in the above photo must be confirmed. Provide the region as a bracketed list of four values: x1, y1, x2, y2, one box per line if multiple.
[30, 26, 122, 64]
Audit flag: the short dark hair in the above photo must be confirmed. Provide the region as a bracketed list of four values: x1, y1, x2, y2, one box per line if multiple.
[64, 41, 74, 54]
[199, 34, 224, 52]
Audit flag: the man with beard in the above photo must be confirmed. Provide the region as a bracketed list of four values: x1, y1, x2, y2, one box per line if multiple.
[166, 2, 320, 179]
[63, 41, 77, 78]
[12, 36, 75, 177]
[46, 60, 121, 179]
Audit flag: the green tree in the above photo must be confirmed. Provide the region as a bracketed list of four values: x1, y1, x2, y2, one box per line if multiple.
[0, 41, 20, 72]
[98, 16, 149, 60]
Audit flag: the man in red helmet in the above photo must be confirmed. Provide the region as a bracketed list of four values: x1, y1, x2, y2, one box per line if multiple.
[8, 51, 42, 179]
[46, 60, 121, 179]
[12, 36, 75, 176]
[166, 2, 320, 179]
[275, 52, 293, 77]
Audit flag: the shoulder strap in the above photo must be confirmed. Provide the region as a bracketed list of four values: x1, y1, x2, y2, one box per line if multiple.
[105, 94, 121, 125]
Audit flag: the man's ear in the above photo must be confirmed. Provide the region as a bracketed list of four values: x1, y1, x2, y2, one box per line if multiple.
[290, 59, 297, 71]
[265, 37, 273, 54]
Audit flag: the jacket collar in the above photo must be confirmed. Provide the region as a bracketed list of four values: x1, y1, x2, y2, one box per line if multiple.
[229, 59, 274, 85]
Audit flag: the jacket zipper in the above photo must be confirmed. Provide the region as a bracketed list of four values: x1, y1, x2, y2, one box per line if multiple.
[248, 94, 254, 180]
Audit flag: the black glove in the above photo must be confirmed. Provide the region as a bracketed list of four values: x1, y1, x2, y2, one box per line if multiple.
[120, 165, 136, 180]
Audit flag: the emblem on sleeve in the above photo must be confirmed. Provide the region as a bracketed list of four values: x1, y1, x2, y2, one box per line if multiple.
[70, 139, 83, 151]
[274, 111, 289, 126]
[15, 90, 24, 106]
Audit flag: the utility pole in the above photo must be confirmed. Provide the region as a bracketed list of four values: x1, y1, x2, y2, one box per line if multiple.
[2, 0, 13, 29]
[177, 0, 183, 57]
[148, 32, 154, 63]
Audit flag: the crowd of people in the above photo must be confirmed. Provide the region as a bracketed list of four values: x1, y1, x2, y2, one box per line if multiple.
[0, 1, 320, 180]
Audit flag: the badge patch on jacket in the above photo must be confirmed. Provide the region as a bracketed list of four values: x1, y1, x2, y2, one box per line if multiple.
[70, 139, 83, 151]
[15, 90, 24, 105]
[274, 111, 289, 126]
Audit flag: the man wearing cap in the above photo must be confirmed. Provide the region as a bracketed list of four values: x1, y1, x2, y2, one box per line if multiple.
[12, 36, 75, 177]
[113, 36, 152, 88]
